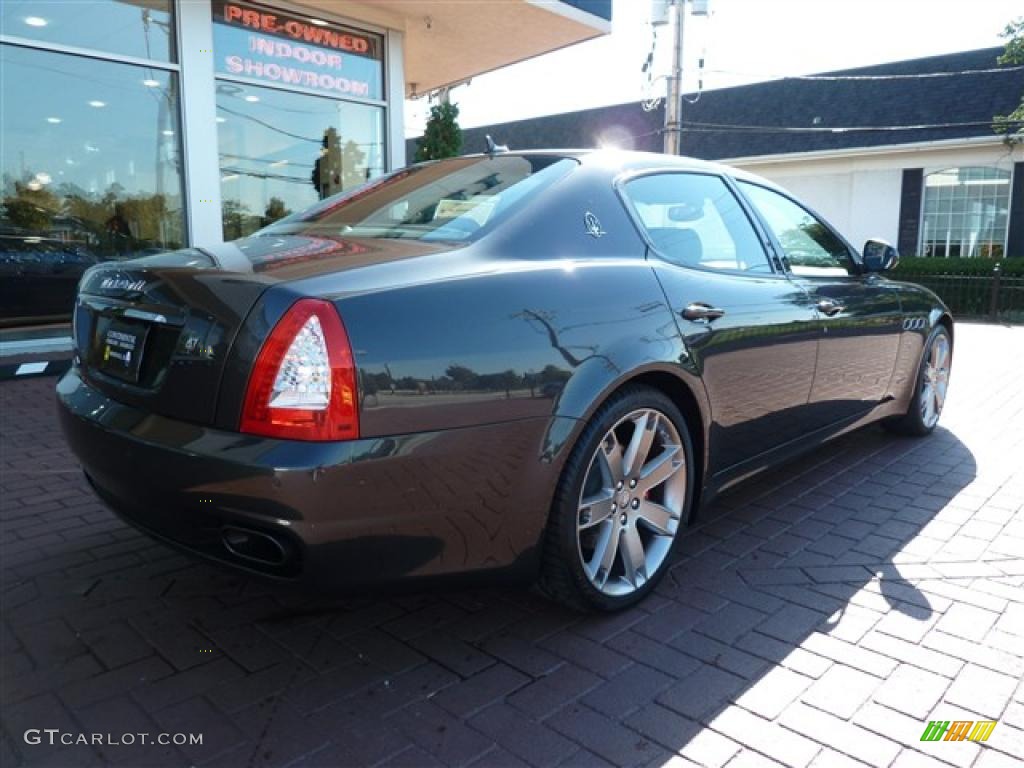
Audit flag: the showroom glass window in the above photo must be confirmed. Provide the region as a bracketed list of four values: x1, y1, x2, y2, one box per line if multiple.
[0, 1, 185, 328]
[921, 167, 1011, 259]
[211, 0, 386, 239]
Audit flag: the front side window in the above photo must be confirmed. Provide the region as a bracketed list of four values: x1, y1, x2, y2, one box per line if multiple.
[921, 167, 1011, 259]
[739, 182, 855, 277]
[623, 173, 771, 273]
[261, 155, 577, 243]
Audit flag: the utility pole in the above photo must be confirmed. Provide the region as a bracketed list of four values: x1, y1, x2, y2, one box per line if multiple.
[663, 0, 685, 155]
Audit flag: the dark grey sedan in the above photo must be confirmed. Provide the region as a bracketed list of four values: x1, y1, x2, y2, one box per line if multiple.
[58, 150, 952, 611]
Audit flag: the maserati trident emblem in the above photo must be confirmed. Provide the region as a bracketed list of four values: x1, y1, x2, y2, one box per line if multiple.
[583, 212, 606, 238]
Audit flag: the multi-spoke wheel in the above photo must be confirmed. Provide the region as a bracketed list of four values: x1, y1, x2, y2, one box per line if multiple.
[884, 324, 952, 437]
[919, 331, 950, 429]
[540, 386, 694, 611]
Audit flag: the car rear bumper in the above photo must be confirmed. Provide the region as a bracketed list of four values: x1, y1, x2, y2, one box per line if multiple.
[56, 367, 561, 590]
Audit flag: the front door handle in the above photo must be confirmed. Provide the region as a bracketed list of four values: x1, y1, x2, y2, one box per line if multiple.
[817, 298, 846, 316]
[682, 302, 726, 322]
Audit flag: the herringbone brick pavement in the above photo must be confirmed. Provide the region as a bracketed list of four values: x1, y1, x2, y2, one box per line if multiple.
[2, 323, 1022, 767]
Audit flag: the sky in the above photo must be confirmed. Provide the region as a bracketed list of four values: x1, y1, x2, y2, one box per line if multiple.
[403, 0, 1021, 137]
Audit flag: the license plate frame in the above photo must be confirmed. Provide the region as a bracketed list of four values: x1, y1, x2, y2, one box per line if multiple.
[97, 319, 150, 383]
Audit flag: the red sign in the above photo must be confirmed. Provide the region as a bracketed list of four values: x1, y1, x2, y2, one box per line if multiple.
[221, 3, 378, 58]
[212, 0, 383, 100]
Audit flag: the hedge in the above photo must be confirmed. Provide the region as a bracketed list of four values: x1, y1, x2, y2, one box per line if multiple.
[891, 256, 1024, 277]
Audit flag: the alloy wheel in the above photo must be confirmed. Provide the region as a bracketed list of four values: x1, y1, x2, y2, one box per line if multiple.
[920, 333, 950, 429]
[576, 408, 686, 596]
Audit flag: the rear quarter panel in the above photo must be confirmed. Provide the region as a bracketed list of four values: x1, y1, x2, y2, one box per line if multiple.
[345, 260, 685, 432]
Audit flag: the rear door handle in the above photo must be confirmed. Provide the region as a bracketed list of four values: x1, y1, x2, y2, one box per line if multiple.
[682, 302, 726, 322]
[816, 298, 845, 316]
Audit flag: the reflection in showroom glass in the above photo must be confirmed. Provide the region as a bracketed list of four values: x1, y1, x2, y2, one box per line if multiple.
[0, 0, 176, 62]
[0, 44, 185, 326]
[216, 81, 385, 240]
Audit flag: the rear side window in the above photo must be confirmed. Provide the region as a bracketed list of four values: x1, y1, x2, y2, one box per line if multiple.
[623, 173, 771, 273]
[738, 182, 855, 277]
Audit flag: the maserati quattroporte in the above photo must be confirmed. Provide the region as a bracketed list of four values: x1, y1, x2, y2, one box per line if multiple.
[58, 150, 953, 610]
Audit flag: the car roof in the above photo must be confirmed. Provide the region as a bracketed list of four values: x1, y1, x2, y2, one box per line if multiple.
[453, 148, 776, 188]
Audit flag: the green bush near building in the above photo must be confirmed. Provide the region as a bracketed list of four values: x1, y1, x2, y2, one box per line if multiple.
[891, 256, 1024, 277]
[890, 257, 1024, 323]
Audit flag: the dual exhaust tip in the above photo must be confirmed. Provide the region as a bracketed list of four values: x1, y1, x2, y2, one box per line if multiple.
[222, 525, 290, 567]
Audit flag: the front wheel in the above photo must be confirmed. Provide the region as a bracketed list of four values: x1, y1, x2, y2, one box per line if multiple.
[539, 386, 695, 612]
[884, 324, 952, 436]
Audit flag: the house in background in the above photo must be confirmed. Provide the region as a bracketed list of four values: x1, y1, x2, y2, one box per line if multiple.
[431, 48, 1023, 259]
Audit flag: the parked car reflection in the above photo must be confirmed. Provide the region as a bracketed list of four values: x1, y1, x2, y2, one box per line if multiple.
[0, 231, 98, 326]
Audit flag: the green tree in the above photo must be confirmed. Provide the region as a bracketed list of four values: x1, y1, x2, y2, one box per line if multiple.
[445, 364, 477, 389]
[1, 178, 60, 232]
[222, 199, 254, 240]
[263, 196, 291, 226]
[341, 140, 368, 189]
[415, 101, 463, 161]
[995, 17, 1024, 143]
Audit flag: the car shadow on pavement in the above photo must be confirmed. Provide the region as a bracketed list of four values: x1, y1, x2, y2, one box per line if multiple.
[564, 422, 981, 768]
[2, 376, 987, 768]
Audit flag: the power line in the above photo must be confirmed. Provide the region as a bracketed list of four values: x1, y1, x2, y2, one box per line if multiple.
[219, 166, 311, 184]
[597, 118, 1022, 147]
[705, 65, 1024, 82]
[679, 119, 1023, 134]
[216, 105, 320, 143]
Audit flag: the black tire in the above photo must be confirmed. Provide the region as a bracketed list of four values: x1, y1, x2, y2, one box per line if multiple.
[884, 323, 952, 437]
[538, 385, 696, 612]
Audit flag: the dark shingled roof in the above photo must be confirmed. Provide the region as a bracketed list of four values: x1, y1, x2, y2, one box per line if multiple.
[407, 47, 1023, 161]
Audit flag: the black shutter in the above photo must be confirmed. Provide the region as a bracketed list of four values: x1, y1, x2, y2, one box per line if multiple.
[1007, 162, 1024, 258]
[897, 168, 924, 257]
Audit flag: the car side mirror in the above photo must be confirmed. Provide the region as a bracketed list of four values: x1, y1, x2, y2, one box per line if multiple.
[862, 239, 899, 272]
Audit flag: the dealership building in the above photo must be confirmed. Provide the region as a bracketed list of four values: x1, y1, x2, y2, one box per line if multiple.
[0, 0, 611, 346]
[448, 47, 1024, 261]
[3, 5, 1021, 356]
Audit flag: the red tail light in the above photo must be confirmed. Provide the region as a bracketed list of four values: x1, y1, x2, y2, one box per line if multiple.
[240, 298, 359, 441]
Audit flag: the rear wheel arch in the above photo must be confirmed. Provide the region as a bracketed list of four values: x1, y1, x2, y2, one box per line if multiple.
[555, 368, 708, 519]
[538, 381, 698, 610]
[937, 313, 954, 347]
[627, 371, 707, 509]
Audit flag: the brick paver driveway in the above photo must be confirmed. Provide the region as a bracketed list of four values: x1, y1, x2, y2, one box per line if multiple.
[2, 323, 1023, 768]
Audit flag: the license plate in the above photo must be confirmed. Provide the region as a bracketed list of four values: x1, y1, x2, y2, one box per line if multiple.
[98, 320, 149, 383]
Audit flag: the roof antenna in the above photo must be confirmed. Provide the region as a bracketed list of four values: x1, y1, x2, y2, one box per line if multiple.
[485, 134, 509, 155]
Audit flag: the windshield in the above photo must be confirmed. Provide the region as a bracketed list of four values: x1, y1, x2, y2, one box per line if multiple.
[259, 155, 577, 243]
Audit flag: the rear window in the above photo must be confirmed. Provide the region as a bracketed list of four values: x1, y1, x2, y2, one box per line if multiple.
[260, 155, 576, 243]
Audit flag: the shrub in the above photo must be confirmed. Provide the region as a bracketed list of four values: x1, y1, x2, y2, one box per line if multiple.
[891, 256, 1024, 277]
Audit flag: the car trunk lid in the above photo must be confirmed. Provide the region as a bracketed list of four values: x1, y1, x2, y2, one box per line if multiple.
[75, 247, 275, 425]
[74, 235, 459, 427]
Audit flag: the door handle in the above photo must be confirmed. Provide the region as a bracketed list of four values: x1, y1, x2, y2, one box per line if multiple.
[682, 302, 726, 322]
[816, 298, 846, 316]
